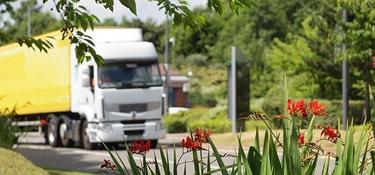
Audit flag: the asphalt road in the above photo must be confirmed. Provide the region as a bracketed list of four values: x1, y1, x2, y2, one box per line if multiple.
[16, 133, 335, 175]
[16, 133, 237, 174]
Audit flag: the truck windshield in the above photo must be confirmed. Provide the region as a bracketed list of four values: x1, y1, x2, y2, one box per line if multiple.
[98, 61, 162, 89]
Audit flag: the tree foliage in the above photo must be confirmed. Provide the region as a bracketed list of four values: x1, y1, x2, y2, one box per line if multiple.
[168, 0, 375, 104]
[0, 0, 251, 65]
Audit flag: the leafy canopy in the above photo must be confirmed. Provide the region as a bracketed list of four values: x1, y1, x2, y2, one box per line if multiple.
[0, 0, 251, 65]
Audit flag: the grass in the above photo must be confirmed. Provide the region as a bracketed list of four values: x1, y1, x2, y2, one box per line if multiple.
[0, 148, 94, 175]
[0, 148, 48, 175]
[245, 120, 268, 131]
[44, 167, 94, 175]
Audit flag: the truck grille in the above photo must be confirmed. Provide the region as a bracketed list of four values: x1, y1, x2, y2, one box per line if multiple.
[119, 104, 147, 113]
[106, 102, 160, 113]
[124, 130, 144, 135]
[121, 120, 145, 125]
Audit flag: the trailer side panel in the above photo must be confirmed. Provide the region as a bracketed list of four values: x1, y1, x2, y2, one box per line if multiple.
[0, 32, 71, 115]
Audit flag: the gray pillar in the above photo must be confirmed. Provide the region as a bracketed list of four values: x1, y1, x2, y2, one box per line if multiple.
[228, 47, 249, 133]
[342, 9, 348, 130]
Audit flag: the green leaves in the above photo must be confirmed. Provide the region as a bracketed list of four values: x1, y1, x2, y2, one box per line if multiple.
[207, 0, 252, 15]
[119, 0, 137, 15]
[102, 142, 130, 175]
[207, 137, 229, 175]
[16, 37, 54, 53]
[1, 0, 252, 65]
[247, 146, 261, 175]
[73, 31, 104, 66]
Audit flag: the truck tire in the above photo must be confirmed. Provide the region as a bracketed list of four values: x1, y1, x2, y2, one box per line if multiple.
[47, 115, 60, 147]
[59, 115, 72, 147]
[81, 120, 97, 150]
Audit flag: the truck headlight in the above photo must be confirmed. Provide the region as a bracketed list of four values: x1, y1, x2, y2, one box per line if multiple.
[98, 123, 112, 131]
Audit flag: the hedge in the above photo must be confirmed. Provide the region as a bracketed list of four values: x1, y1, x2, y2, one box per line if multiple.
[163, 98, 367, 133]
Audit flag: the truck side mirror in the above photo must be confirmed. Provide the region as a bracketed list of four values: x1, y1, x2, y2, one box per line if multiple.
[81, 66, 92, 88]
[82, 67, 90, 75]
[82, 75, 90, 87]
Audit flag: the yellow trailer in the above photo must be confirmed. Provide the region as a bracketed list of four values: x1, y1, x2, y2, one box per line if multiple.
[0, 31, 71, 115]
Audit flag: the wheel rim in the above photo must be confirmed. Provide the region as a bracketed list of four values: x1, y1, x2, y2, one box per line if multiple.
[48, 125, 55, 144]
[59, 123, 68, 142]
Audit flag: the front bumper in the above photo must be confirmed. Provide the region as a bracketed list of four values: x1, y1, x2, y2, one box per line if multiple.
[86, 120, 166, 143]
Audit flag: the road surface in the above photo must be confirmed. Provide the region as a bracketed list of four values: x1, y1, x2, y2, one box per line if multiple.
[16, 133, 334, 174]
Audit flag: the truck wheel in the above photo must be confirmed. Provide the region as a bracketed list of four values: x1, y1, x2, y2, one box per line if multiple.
[59, 115, 72, 147]
[81, 120, 96, 150]
[47, 115, 60, 147]
[151, 139, 158, 149]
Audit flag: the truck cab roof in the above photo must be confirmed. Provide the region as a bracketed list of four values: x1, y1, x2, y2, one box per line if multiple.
[95, 41, 158, 61]
[85, 28, 158, 61]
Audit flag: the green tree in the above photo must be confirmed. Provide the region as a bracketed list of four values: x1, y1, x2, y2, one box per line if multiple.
[98, 18, 118, 26]
[339, 0, 375, 119]
[1, 0, 61, 44]
[120, 18, 165, 54]
[266, 0, 342, 99]
[0, 0, 250, 65]
[171, 8, 228, 59]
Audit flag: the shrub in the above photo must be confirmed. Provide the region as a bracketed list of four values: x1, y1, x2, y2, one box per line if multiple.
[189, 112, 231, 133]
[163, 108, 209, 133]
[163, 112, 188, 133]
[262, 96, 285, 115]
[163, 107, 231, 133]
[0, 118, 18, 149]
[188, 91, 218, 107]
[0, 108, 18, 149]
[245, 120, 267, 131]
[250, 98, 265, 113]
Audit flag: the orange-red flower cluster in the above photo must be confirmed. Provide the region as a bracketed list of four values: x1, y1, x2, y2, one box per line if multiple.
[100, 159, 116, 170]
[298, 132, 305, 145]
[194, 128, 211, 142]
[288, 99, 307, 117]
[182, 128, 212, 151]
[309, 99, 327, 116]
[129, 140, 151, 155]
[287, 99, 327, 117]
[182, 136, 202, 151]
[321, 127, 339, 143]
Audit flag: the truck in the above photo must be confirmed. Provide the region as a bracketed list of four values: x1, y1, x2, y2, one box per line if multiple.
[0, 28, 166, 149]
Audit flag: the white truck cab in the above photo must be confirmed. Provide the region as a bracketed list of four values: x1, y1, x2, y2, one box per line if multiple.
[48, 28, 166, 149]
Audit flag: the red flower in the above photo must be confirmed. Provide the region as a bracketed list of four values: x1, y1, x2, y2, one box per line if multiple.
[298, 132, 305, 145]
[101, 159, 117, 170]
[309, 99, 327, 116]
[194, 128, 211, 143]
[288, 99, 307, 117]
[181, 136, 202, 151]
[321, 127, 339, 143]
[129, 140, 151, 155]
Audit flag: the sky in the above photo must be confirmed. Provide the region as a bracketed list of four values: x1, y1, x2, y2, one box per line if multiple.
[42, 0, 206, 24]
